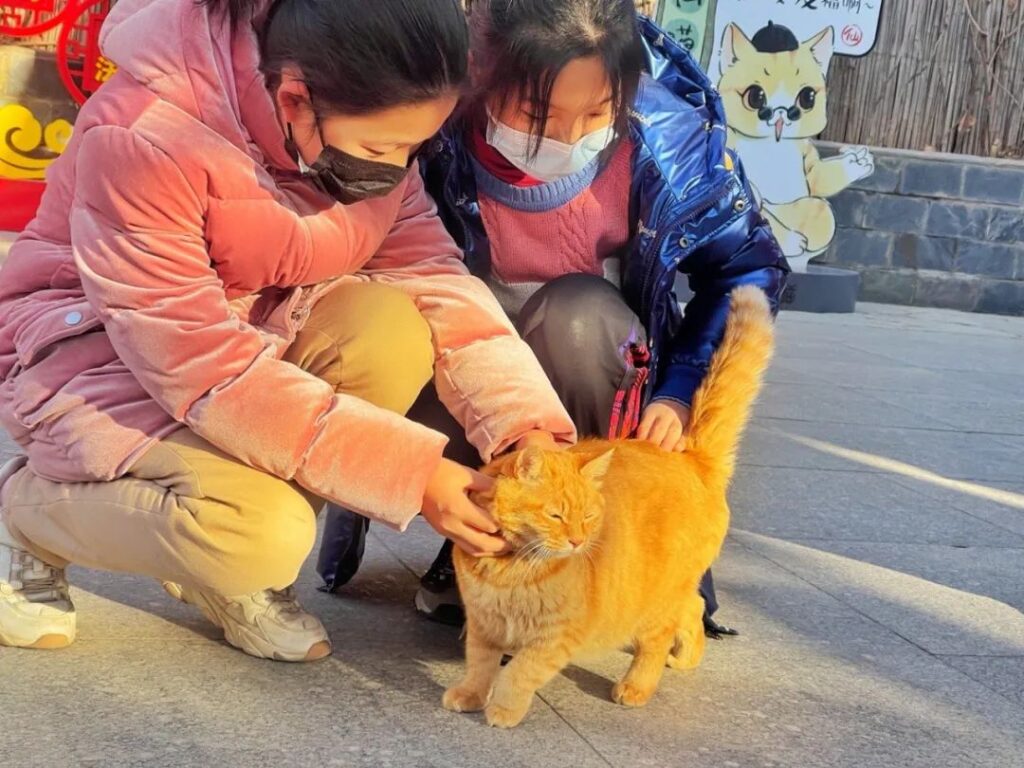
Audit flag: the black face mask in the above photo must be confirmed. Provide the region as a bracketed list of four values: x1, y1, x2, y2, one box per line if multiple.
[286, 123, 410, 205]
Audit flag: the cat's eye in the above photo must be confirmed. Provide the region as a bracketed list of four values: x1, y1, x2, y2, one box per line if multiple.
[797, 87, 817, 111]
[547, 511, 565, 522]
[742, 85, 767, 111]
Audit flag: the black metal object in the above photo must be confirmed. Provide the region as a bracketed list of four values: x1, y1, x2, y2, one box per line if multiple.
[780, 265, 860, 314]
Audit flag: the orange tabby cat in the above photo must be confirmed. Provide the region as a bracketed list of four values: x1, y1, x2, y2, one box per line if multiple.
[442, 285, 775, 728]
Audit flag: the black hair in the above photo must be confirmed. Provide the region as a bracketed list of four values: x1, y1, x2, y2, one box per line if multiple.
[469, 0, 645, 155]
[751, 21, 799, 54]
[202, 0, 469, 117]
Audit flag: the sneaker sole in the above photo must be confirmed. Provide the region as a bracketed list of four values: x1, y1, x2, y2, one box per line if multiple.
[163, 582, 332, 663]
[2, 456, 76, 651]
[414, 590, 465, 627]
[0, 629, 75, 649]
[285, 640, 331, 662]
[414, 589, 441, 615]
[25, 633, 74, 650]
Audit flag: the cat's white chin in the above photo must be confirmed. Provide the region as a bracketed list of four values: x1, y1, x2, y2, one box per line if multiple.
[550, 546, 585, 559]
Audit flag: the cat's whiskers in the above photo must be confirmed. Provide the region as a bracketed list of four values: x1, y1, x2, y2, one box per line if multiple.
[526, 542, 552, 568]
[512, 539, 547, 571]
[508, 539, 564, 586]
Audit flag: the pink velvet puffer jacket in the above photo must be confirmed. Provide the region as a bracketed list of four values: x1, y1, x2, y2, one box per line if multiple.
[0, 0, 575, 529]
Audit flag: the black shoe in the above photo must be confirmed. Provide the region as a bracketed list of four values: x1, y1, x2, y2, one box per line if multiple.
[703, 613, 740, 639]
[415, 540, 465, 626]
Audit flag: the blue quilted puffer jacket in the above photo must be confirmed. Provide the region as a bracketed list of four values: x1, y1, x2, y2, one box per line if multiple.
[426, 17, 790, 407]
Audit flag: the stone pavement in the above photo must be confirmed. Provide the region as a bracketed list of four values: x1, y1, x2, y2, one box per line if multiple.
[1, 303, 1022, 768]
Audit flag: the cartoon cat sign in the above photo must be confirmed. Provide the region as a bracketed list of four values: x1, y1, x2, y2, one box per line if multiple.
[715, 21, 875, 270]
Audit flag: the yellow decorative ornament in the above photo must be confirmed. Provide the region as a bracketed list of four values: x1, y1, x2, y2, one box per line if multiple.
[0, 103, 74, 181]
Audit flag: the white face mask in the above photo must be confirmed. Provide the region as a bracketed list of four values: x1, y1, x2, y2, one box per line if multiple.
[485, 110, 616, 182]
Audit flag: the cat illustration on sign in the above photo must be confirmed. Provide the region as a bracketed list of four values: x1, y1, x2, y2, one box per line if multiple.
[717, 21, 875, 270]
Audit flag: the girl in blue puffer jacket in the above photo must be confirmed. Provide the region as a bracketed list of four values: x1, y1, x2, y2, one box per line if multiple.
[319, 0, 789, 634]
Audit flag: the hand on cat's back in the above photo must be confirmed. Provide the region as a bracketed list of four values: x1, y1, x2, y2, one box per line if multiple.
[637, 401, 691, 452]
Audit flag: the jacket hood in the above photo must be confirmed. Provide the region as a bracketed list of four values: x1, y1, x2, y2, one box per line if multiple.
[100, 0, 295, 169]
[637, 16, 725, 125]
[632, 16, 729, 197]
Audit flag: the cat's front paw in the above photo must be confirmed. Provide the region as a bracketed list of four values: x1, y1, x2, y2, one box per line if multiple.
[611, 681, 656, 707]
[485, 700, 530, 728]
[442, 686, 489, 713]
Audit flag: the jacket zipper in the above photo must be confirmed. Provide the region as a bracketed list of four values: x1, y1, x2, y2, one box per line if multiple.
[639, 180, 738, 307]
[440, 140, 479, 264]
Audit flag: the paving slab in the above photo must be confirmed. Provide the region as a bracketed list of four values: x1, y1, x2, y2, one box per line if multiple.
[796, 302, 1021, 338]
[758, 420, 1024, 484]
[867, 390, 1024, 436]
[767, 330, 893, 366]
[739, 423, 861, 472]
[939, 656, 1024, 709]
[753, 380, 951, 430]
[783, 539, 1024, 611]
[729, 466, 1024, 547]
[777, 357, 960, 396]
[733, 530, 1024, 657]
[886, 476, 1024, 538]
[847, 335, 1024, 378]
[762, 359, 821, 386]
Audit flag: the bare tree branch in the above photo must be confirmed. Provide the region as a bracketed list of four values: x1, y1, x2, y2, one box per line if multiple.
[960, 0, 989, 37]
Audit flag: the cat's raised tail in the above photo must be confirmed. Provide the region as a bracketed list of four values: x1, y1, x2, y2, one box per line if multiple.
[685, 285, 775, 488]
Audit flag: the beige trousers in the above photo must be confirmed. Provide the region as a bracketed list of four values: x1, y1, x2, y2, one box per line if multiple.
[1, 283, 434, 596]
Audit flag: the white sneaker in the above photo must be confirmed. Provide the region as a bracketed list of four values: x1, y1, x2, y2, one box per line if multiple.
[163, 582, 331, 662]
[0, 457, 76, 649]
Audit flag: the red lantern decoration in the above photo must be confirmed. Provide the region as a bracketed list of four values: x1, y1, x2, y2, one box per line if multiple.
[55, 0, 116, 105]
[0, 0, 69, 38]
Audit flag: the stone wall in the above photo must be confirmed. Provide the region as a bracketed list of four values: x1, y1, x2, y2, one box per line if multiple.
[817, 144, 1024, 316]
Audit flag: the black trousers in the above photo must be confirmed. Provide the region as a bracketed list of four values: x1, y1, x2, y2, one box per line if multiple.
[316, 275, 720, 615]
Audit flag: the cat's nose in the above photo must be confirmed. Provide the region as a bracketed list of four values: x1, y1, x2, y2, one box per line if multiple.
[568, 537, 583, 549]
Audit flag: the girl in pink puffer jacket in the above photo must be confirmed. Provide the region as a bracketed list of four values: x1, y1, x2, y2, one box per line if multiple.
[0, 0, 574, 661]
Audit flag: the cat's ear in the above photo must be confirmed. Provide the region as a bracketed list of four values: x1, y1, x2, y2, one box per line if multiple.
[580, 450, 615, 490]
[514, 447, 545, 482]
[719, 23, 754, 74]
[805, 26, 835, 75]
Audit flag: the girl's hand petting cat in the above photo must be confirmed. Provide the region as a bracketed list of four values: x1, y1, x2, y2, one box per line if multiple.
[422, 459, 510, 557]
[637, 400, 691, 452]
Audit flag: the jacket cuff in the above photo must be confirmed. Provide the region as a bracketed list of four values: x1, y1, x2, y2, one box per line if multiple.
[295, 401, 449, 532]
[651, 364, 705, 409]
